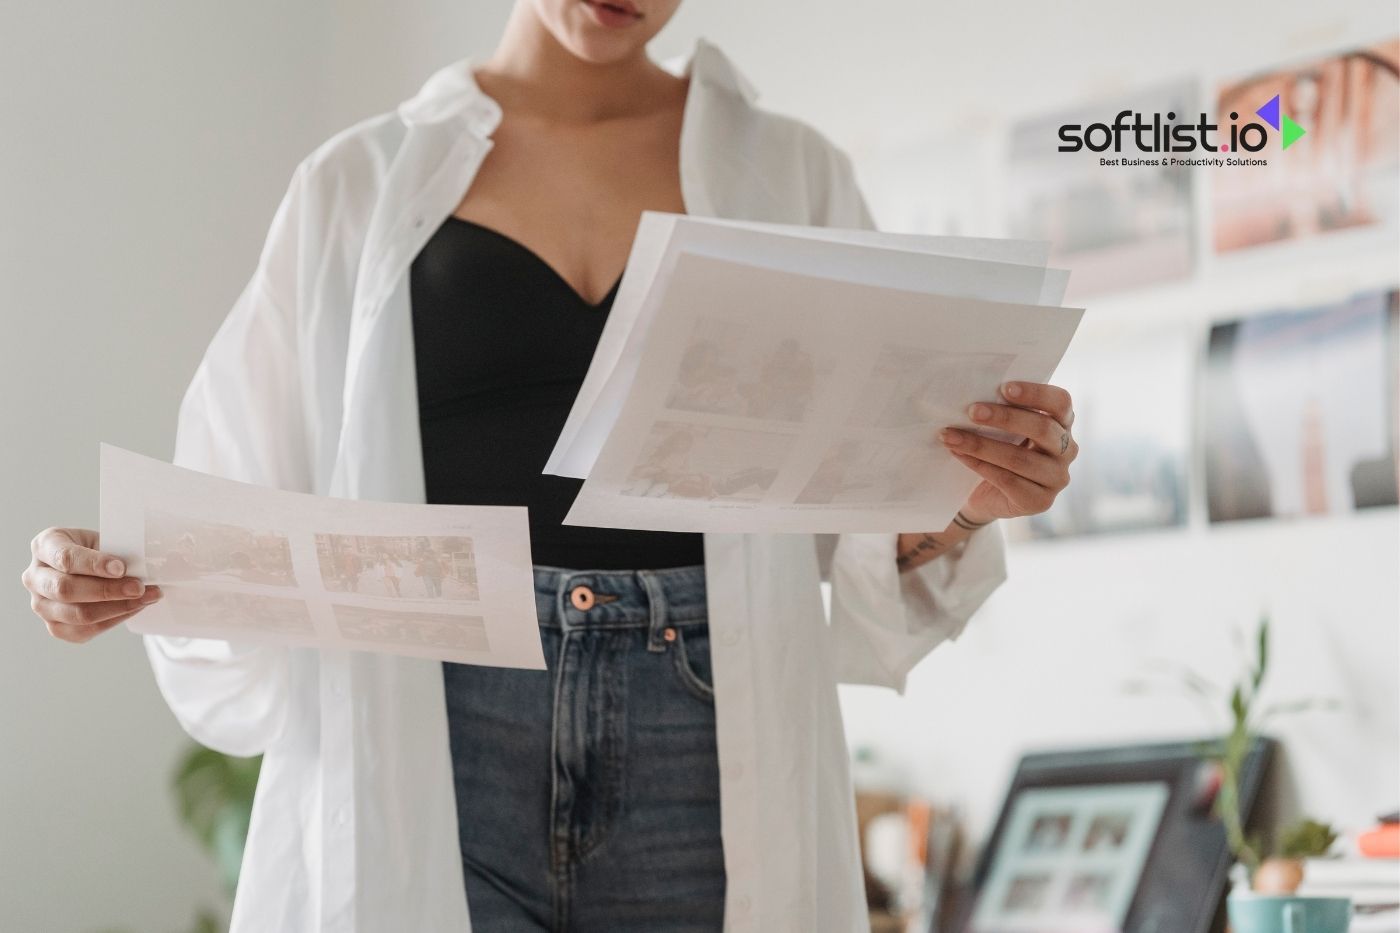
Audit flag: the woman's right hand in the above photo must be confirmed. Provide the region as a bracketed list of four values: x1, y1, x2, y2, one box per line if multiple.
[22, 527, 162, 644]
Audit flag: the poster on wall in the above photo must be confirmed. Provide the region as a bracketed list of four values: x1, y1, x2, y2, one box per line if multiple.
[1010, 328, 1192, 542]
[1213, 38, 1400, 253]
[1006, 81, 1196, 303]
[1203, 289, 1399, 523]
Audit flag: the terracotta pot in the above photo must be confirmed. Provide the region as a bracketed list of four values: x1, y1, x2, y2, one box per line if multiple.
[1252, 857, 1305, 894]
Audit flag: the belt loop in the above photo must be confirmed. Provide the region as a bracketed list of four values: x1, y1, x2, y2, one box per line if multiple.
[556, 571, 574, 632]
[639, 571, 669, 653]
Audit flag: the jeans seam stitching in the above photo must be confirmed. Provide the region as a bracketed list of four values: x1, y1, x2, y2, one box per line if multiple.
[673, 628, 716, 703]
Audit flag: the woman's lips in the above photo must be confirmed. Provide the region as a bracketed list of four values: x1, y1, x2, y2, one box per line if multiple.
[582, 0, 642, 28]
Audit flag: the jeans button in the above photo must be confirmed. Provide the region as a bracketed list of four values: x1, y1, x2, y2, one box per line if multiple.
[569, 584, 595, 611]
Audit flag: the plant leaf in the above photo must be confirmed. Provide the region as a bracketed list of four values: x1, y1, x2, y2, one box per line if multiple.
[1278, 818, 1339, 858]
[171, 743, 262, 897]
[1252, 615, 1270, 692]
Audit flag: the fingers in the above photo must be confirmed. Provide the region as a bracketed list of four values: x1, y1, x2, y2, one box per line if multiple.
[41, 606, 147, 645]
[24, 527, 159, 645]
[30, 527, 125, 578]
[22, 563, 148, 603]
[1000, 381, 1075, 429]
[947, 451, 1057, 514]
[30, 588, 162, 629]
[966, 401, 1079, 460]
[940, 428, 1070, 489]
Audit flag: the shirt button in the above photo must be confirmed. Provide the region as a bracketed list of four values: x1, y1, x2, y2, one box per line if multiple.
[412, 216, 425, 229]
[334, 807, 348, 826]
[569, 585, 595, 611]
[721, 628, 741, 646]
[733, 893, 752, 913]
[723, 760, 744, 780]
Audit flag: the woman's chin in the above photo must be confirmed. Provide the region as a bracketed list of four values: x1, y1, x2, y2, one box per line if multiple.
[561, 32, 650, 64]
[555, 1, 656, 63]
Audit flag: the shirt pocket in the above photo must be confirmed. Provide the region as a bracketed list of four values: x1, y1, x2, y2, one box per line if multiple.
[670, 623, 715, 704]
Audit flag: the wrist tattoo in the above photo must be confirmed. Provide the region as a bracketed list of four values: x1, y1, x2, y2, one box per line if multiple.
[896, 533, 943, 570]
[952, 510, 992, 531]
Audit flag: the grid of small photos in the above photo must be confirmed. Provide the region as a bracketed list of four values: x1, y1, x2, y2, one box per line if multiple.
[143, 513, 489, 653]
[968, 783, 1170, 933]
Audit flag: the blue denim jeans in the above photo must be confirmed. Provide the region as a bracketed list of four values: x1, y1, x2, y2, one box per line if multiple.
[442, 565, 726, 932]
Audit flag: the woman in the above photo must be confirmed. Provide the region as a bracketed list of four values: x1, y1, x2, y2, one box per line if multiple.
[21, 1, 1078, 930]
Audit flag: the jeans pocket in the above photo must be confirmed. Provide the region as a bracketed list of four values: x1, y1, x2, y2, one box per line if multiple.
[670, 624, 715, 703]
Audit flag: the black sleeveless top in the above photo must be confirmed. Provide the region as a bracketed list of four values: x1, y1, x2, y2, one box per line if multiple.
[409, 216, 705, 570]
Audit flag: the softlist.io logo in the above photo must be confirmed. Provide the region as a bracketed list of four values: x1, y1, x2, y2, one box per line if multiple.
[1058, 93, 1306, 167]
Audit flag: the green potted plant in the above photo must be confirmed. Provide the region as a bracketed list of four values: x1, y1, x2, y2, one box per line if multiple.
[1252, 818, 1340, 894]
[1129, 614, 1340, 892]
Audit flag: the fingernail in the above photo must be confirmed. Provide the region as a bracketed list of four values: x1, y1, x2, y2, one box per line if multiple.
[105, 559, 125, 577]
[1002, 382, 1022, 399]
[940, 428, 963, 446]
[968, 404, 991, 422]
[123, 580, 143, 598]
[141, 586, 162, 603]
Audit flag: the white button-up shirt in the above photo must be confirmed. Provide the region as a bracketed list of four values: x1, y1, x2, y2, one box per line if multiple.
[145, 37, 1008, 933]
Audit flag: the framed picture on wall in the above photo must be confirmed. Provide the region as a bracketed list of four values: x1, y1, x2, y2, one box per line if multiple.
[1202, 288, 1400, 523]
[1006, 80, 1197, 303]
[1212, 38, 1400, 254]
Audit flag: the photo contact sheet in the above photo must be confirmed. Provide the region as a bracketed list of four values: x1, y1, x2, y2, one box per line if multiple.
[100, 445, 543, 668]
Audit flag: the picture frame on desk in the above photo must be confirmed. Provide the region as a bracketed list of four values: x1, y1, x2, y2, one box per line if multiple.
[950, 738, 1276, 933]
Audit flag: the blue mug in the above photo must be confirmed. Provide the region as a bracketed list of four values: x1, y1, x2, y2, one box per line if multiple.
[1227, 893, 1352, 933]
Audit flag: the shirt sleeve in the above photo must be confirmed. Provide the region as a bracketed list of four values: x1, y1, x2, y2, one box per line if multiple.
[143, 159, 313, 757]
[810, 135, 1011, 694]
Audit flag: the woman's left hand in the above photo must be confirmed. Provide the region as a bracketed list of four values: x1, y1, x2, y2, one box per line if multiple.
[939, 380, 1077, 523]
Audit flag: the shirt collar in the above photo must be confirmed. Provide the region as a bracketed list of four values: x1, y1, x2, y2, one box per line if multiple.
[395, 35, 758, 132]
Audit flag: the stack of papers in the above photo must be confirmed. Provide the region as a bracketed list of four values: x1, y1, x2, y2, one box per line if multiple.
[549, 213, 1084, 533]
[1298, 857, 1400, 924]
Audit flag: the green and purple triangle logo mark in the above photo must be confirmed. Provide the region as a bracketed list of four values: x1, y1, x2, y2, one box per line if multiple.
[1255, 94, 1306, 150]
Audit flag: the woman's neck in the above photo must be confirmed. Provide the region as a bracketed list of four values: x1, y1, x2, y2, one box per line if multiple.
[477, 5, 681, 125]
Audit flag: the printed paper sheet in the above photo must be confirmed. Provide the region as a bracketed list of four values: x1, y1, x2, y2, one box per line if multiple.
[99, 445, 544, 668]
[562, 253, 1084, 533]
[548, 212, 1068, 480]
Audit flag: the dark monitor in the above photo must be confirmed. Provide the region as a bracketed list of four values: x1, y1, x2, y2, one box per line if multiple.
[952, 737, 1275, 933]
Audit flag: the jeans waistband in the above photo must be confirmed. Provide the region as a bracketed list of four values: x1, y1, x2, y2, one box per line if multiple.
[533, 564, 707, 633]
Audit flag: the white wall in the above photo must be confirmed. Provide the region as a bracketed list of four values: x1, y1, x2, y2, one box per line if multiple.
[1, 1, 1394, 929]
[2, 4, 355, 931]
